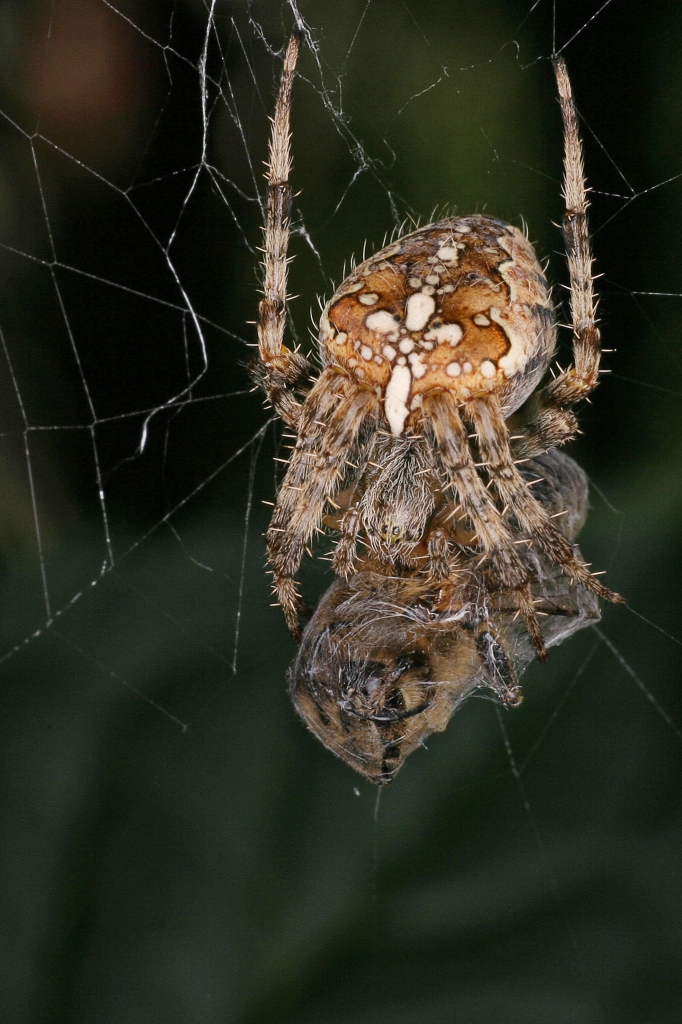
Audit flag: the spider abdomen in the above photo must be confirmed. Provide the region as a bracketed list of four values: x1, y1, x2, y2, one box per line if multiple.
[319, 214, 555, 435]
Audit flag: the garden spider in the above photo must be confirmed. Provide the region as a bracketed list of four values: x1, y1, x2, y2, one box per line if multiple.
[253, 32, 622, 779]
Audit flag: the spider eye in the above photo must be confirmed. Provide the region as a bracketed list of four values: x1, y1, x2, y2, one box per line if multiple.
[381, 522, 404, 542]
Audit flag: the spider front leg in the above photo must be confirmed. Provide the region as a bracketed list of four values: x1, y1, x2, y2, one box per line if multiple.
[253, 30, 314, 428]
[512, 56, 602, 459]
[268, 372, 379, 638]
[423, 390, 547, 658]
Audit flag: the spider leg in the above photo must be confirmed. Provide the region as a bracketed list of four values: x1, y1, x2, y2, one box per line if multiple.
[512, 57, 601, 458]
[465, 395, 623, 606]
[332, 504, 364, 578]
[423, 391, 546, 658]
[509, 405, 578, 460]
[426, 526, 452, 581]
[268, 372, 379, 638]
[253, 30, 313, 429]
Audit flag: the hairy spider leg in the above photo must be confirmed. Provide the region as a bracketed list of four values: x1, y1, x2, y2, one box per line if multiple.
[423, 390, 546, 657]
[254, 30, 313, 428]
[267, 372, 379, 638]
[465, 395, 622, 605]
[513, 56, 603, 458]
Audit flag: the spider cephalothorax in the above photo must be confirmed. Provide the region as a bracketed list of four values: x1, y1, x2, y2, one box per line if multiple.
[253, 31, 622, 778]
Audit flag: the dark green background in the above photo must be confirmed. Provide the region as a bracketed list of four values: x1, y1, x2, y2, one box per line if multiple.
[0, 1, 681, 1021]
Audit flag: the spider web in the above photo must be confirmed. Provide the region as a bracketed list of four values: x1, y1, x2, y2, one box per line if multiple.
[1, 0, 682, 1019]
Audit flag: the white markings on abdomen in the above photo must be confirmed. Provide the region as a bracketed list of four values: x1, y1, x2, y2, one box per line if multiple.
[404, 293, 436, 332]
[385, 364, 412, 436]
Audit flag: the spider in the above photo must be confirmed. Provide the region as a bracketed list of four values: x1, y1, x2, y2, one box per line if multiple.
[253, 32, 621, 674]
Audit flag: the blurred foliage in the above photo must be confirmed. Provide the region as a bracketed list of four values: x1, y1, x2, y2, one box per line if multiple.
[0, 1, 681, 1022]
